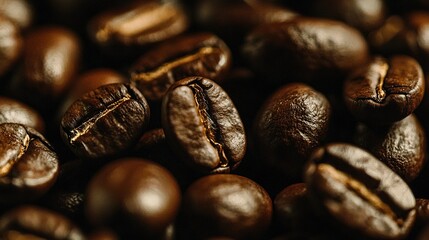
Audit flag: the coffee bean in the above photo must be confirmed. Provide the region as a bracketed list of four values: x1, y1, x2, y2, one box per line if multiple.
[344, 55, 424, 124]
[60, 83, 150, 159]
[10, 26, 81, 111]
[242, 17, 369, 85]
[305, 143, 416, 239]
[179, 174, 272, 239]
[130, 32, 232, 101]
[0, 96, 45, 133]
[416, 198, 429, 223]
[162, 76, 246, 174]
[0, 15, 22, 78]
[88, 0, 188, 48]
[254, 83, 331, 179]
[354, 114, 426, 182]
[86, 158, 181, 238]
[0, 0, 33, 30]
[0, 205, 85, 240]
[0, 123, 59, 205]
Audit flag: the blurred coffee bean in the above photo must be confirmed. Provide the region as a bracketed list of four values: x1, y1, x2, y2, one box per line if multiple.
[60, 83, 150, 160]
[354, 114, 426, 182]
[86, 158, 181, 239]
[0, 205, 85, 239]
[344, 55, 424, 124]
[130, 32, 231, 101]
[305, 143, 416, 239]
[0, 15, 22, 78]
[242, 17, 369, 86]
[0, 96, 45, 133]
[254, 83, 331, 179]
[162, 76, 246, 174]
[179, 174, 272, 239]
[0, 123, 59, 205]
[0, 0, 33, 30]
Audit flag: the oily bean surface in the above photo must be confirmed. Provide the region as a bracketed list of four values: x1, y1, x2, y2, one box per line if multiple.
[0, 96, 45, 133]
[0, 15, 22, 77]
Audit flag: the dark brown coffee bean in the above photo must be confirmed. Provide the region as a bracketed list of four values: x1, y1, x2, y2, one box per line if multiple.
[162, 77, 246, 174]
[305, 143, 416, 239]
[10, 26, 81, 111]
[242, 17, 369, 84]
[179, 174, 272, 240]
[88, 0, 188, 48]
[86, 158, 181, 238]
[130, 32, 232, 101]
[416, 198, 429, 223]
[0, 15, 22, 77]
[0, 0, 33, 30]
[60, 83, 150, 159]
[0, 123, 59, 205]
[0, 96, 45, 133]
[309, 0, 386, 32]
[344, 55, 424, 124]
[0, 205, 85, 240]
[354, 114, 426, 182]
[254, 83, 331, 179]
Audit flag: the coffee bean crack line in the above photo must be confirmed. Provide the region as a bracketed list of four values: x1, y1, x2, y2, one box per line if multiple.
[0, 133, 30, 177]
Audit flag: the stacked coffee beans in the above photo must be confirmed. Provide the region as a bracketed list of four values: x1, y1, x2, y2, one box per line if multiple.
[2, 0, 429, 239]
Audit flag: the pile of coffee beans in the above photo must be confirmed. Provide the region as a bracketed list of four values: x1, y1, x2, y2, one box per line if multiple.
[2, 0, 429, 239]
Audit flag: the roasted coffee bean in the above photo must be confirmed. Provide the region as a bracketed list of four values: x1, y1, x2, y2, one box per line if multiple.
[305, 143, 416, 239]
[88, 0, 188, 48]
[344, 55, 424, 124]
[10, 26, 81, 111]
[162, 76, 246, 174]
[0, 96, 45, 133]
[242, 17, 369, 85]
[416, 198, 429, 223]
[0, 205, 85, 240]
[60, 83, 150, 159]
[57, 68, 126, 121]
[86, 158, 181, 238]
[179, 174, 272, 240]
[195, 0, 297, 50]
[0, 123, 59, 205]
[130, 32, 232, 101]
[0, 0, 33, 30]
[354, 114, 426, 182]
[0, 15, 22, 78]
[309, 0, 386, 32]
[254, 83, 331, 179]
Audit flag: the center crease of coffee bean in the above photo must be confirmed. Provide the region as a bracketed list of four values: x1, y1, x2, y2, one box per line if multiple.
[0, 133, 30, 177]
[375, 61, 389, 102]
[190, 82, 229, 168]
[96, 3, 178, 43]
[318, 164, 402, 224]
[68, 94, 132, 144]
[131, 47, 223, 82]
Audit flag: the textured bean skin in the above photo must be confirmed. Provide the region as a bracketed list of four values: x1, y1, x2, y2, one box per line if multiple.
[344, 56, 424, 124]
[162, 77, 246, 174]
[305, 143, 416, 239]
[254, 83, 331, 178]
[60, 83, 150, 159]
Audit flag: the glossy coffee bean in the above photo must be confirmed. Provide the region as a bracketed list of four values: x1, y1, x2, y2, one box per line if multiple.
[416, 198, 429, 223]
[0, 123, 59, 205]
[0, 96, 45, 133]
[354, 114, 426, 182]
[86, 158, 181, 238]
[57, 68, 126, 121]
[180, 174, 272, 239]
[344, 55, 424, 124]
[60, 83, 150, 159]
[130, 32, 232, 101]
[162, 77, 246, 174]
[242, 17, 369, 84]
[0, 0, 33, 30]
[254, 83, 331, 179]
[11, 26, 81, 111]
[0, 205, 85, 239]
[88, 0, 188, 48]
[0, 15, 22, 77]
[305, 143, 416, 239]
[309, 0, 386, 32]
